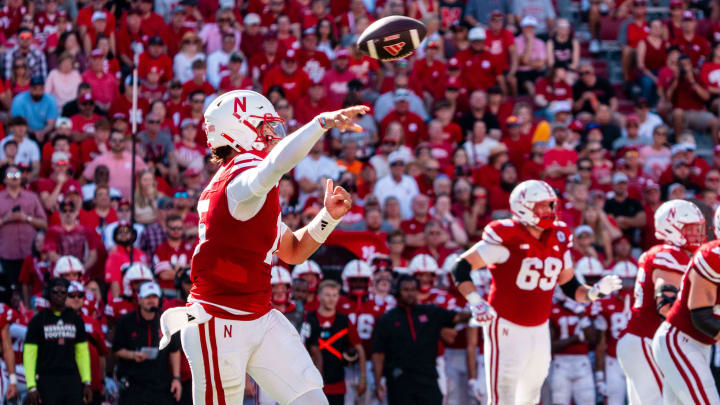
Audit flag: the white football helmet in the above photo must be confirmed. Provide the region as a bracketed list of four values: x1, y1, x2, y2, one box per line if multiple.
[291, 260, 322, 279]
[441, 253, 459, 274]
[270, 266, 292, 285]
[714, 205, 720, 240]
[654, 200, 706, 250]
[203, 90, 286, 152]
[122, 263, 154, 297]
[509, 180, 558, 229]
[408, 254, 440, 276]
[574, 256, 605, 284]
[54, 255, 84, 277]
[610, 260, 638, 279]
[342, 260, 373, 294]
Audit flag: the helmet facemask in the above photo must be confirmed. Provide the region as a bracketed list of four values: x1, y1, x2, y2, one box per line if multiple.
[532, 199, 557, 229]
[271, 283, 290, 305]
[680, 222, 706, 250]
[246, 113, 286, 152]
[414, 272, 435, 293]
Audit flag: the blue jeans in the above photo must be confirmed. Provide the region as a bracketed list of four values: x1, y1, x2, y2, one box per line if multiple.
[640, 72, 658, 107]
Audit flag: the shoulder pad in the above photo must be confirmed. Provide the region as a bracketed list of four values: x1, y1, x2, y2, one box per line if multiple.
[482, 219, 517, 245]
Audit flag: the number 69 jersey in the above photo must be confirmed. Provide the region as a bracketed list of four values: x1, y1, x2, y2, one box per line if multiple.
[475, 219, 573, 327]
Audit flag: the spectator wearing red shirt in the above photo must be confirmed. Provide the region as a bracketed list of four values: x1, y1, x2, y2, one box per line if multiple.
[152, 214, 193, 296]
[426, 120, 453, 170]
[620, 0, 648, 82]
[250, 32, 282, 85]
[44, 199, 97, 271]
[76, 0, 116, 41]
[400, 194, 430, 257]
[297, 27, 331, 80]
[296, 79, 332, 124]
[115, 9, 147, 68]
[19, 231, 50, 305]
[70, 93, 102, 141]
[37, 151, 81, 213]
[262, 49, 310, 107]
[240, 13, 263, 59]
[379, 89, 427, 149]
[181, 59, 214, 100]
[484, 10, 516, 77]
[663, 54, 718, 142]
[672, 11, 710, 66]
[323, 49, 355, 109]
[78, 185, 117, 236]
[501, 115, 533, 169]
[138, 37, 173, 84]
[82, 49, 117, 110]
[456, 27, 505, 94]
[472, 143, 508, 191]
[701, 43, 720, 116]
[104, 220, 148, 298]
[488, 162, 517, 215]
[636, 19, 667, 106]
[123, 0, 167, 38]
[79, 118, 110, 165]
[543, 124, 578, 192]
[218, 52, 253, 92]
[534, 65, 573, 111]
[410, 41, 446, 101]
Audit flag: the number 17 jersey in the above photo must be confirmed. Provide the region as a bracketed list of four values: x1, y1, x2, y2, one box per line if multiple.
[475, 219, 573, 327]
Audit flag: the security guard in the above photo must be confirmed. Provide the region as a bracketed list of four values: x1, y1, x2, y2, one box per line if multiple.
[372, 274, 470, 405]
[24, 277, 92, 405]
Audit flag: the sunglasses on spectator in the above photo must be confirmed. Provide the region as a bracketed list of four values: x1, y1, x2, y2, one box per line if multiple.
[5, 171, 21, 178]
[390, 161, 404, 166]
[60, 208, 74, 213]
[68, 293, 84, 299]
[174, 192, 189, 199]
[160, 204, 175, 210]
[708, 177, 720, 182]
[579, 166, 592, 171]
[217, 18, 231, 23]
[388, 239, 404, 244]
[168, 226, 184, 231]
[147, 120, 161, 125]
[426, 167, 439, 172]
[589, 148, 602, 153]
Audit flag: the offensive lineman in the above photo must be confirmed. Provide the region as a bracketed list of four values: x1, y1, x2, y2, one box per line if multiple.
[651, 206, 720, 404]
[159, 89, 369, 405]
[450, 179, 621, 405]
[616, 199, 706, 405]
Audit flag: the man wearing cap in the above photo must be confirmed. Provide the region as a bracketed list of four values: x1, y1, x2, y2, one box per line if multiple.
[152, 214, 194, 298]
[44, 199, 98, 271]
[604, 172, 646, 245]
[240, 13, 263, 58]
[77, 0, 116, 39]
[619, 0, 648, 82]
[374, 151, 420, 219]
[3, 27, 47, 81]
[411, 41, 446, 102]
[207, 33, 245, 90]
[70, 93, 102, 140]
[249, 31, 281, 85]
[380, 89, 428, 149]
[485, 11, 518, 85]
[514, 16, 547, 95]
[672, 10, 710, 66]
[37, 150, 81, 211]
[323, 49, 354, 109]
[612, 115, 651, 151]
[572, 62, 617, 115]
[262, 49, 311, 106]
[296, 77, 332, 125]
[113, 282, 182, 405]
[82, 49, 117, 110]
[544, 123, 578, 192]
[0, 117, 41, 178]
[138, 37, 173, 84]
[513, 0, 555, 37]
[10, 76, 58, 140]
[455, 26, 506, 94]
[297, 27, 331, 78]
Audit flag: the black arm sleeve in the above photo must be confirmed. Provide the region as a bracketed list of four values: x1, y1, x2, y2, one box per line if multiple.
[451, 258, 472, 285]
[691, 307, 720, 338]
[560, 276, 582, 299]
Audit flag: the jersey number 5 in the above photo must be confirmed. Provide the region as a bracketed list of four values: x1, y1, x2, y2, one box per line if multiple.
[516, 257, 563, 291]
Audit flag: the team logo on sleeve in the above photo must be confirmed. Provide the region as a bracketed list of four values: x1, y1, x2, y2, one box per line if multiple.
[557, 231, 566, 243]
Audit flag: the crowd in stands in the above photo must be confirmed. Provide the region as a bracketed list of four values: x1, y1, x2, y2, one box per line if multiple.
[0, 0, 718, 403]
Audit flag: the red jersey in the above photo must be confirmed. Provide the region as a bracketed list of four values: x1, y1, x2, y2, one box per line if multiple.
[624, 244, 690, 339]
[411, 59, 446, 99]
[18, 256, 51, 296]
[153, 240, 195, 290]
[700, 61, 720, 91]
[550, 301, 592, 355]
[82, 313, 108, 391]
[1, 305, 31, 365]
[379, 110, 427, 149]
[667, 241, 720, 345]
[591, 292, 632, 358]
[484, 28, 515, 71]
[104, 297, 137, 322]
[262, 66, 310, 105]
[672, 34, 710, 66]
[462, 51, 501, 91]
[336, 294, 387, 356]
[190, 152, 281, 318]
[535, 77, 572, 103]
[626, 20, 649, 48]
[480, 219, 573, 326]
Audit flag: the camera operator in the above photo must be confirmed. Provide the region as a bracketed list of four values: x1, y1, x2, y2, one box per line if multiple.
[112, 282, 182, 405]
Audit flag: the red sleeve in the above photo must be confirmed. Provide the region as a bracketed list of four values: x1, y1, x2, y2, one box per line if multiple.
[348, 321, 361, 346]
[104, 252, 122, 283]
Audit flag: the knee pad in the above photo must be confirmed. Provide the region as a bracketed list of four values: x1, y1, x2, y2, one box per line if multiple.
[288, 388, 329, 405]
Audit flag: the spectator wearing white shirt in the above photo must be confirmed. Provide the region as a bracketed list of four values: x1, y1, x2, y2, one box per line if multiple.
[294, 139, 342, 207]
[0, 117, 40, 179]
[463, 120, 499, 167]
[635, 98, 663, 141]
[206, 33, 247, 89]
[374, 151, 419, 219]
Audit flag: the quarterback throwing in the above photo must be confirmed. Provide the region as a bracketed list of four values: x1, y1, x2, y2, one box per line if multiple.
[158, 90, 369, 405]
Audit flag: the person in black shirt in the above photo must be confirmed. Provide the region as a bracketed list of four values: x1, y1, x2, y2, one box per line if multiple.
[572, 63, 617, 116]
[112, 282, 182, 405]
[24, 277, 92, 405]
[603, 172, 647, 246]
[372, 275, 470, 405]
[305, 280, 366, 405]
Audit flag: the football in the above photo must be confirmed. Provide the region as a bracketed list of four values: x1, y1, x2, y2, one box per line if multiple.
[356, 16, 427, 61]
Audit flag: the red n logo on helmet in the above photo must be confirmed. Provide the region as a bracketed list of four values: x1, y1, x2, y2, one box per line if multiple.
[232, 97, 247, 120]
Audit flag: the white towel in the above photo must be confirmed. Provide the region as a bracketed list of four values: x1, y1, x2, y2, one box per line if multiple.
[159, 302, 212, 350]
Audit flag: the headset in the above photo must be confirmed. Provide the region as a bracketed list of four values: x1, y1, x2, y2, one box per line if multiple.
[43, 277, 70, 300]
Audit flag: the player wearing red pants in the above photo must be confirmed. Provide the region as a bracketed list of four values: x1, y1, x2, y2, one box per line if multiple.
[159, 90, 369, 405]
[450, 180, 622, 405]
[652, 205, 720, 405]
[617, 199, 704, 405]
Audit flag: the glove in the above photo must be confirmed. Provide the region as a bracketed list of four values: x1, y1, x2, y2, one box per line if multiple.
[470, 301, 496, 327]
[589, 275, 622, 300]
[595, 371, 607, 396]
[468, 379, 485, 402]
[104, 377, 119, 401]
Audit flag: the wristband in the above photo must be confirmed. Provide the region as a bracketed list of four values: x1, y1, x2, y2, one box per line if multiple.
[588, 285, 601, 301]
[28, 386, 37, 392]
[173, 376, 181, 381]
[595, 370, 604, 382]
[307, 207, 341, 243]
[466, 292, 483, 307]
[318, 116, 328, 130]
[9, 373, 17, 385]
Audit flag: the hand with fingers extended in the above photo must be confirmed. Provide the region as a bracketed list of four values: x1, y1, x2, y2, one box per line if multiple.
[318, 105, 371, 132]
[323, 179, 352, 220]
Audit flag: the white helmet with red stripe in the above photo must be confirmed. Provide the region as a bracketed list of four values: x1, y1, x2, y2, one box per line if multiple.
[654, 199, 706, 250]
[341, 259, 373, 294]
[270, 266, 292, 285]
[204, 90, 286, 152]
[122, 263, 154, 297]
[292, 260, 322, 293]
[408, 254, 440, 275]
[509, 180, 558, 229]
[574, 256, 605, 284]
[53, 255, 84, 277]
[610, 260, 638, 279]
